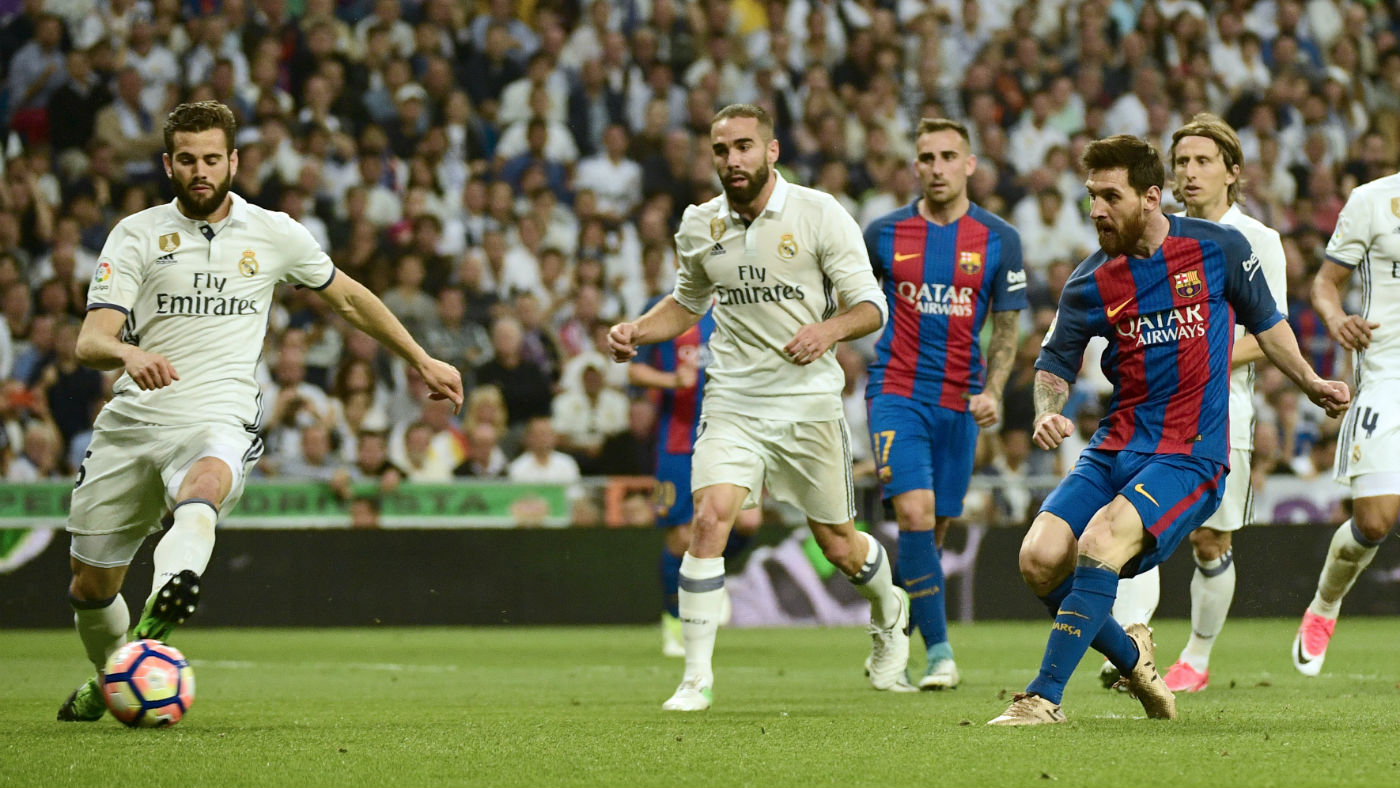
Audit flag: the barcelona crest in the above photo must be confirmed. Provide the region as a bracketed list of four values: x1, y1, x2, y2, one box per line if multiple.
[958, 250, 983, 275]
[1173, 269, 1202, 299]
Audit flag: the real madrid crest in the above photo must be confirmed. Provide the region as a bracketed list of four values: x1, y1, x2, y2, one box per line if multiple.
[778, 233, 798, 259]
[159, 233, 180, 253]
[710, 217, 726, 242]
[239, 249, 259, 277]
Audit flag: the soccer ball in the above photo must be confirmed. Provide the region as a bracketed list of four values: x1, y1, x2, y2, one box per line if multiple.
[101, 639, 195, 727]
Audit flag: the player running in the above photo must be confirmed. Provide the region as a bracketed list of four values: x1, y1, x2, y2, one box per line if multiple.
[864, 118, 1025, 689]
[1291, 163, 1400, 675]
[989, 135, 1348, 726]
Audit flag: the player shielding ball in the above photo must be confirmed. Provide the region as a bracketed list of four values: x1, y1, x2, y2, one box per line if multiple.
[989, 135, 1348, 726]
[863, 118, 1025, 689]
[1106, 114, 1288, 693]
[609, 104, 911, 711]
[1292, 165, 1400, 675]
[57, 102, 462, 722]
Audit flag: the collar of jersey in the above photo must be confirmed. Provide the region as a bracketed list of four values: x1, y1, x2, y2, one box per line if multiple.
[721, 171, 790, 222]
[165, 191, 250, 229]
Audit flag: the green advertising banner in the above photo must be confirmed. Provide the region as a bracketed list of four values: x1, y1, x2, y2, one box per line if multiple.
[0, 482, 570, 529]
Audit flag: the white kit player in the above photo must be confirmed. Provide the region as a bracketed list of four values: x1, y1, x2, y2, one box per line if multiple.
[1292, 165, 1400, 675]
[608, 104, 910, 711]
[1105, 115, 1286, 693]
[58, 102, 463, 722]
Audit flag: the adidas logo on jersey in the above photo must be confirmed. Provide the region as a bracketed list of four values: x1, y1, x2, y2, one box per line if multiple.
[155, 253, 177, 265]
[710, 243, 726, 256]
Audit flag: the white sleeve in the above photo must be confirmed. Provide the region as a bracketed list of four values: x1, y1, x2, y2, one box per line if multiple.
[279, 214, 337, 289]
[1324, 190, 1372, 269]
[671, 206, 715, 315]
[819, 197, 887, 328]
[88, 219, 145, 312]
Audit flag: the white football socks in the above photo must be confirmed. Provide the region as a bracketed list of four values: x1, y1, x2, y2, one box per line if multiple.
[848, 531, 899, 629]
[677, 553, 725, 684]
[1111, 565, 1159, 627]
[72, 594, 129, 672]
[1309, 520, 1380, 619]
[149, 500, 217, 603]
[1179, 551, 1235, 672]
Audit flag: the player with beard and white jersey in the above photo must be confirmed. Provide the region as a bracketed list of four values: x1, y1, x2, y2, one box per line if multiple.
[57, 102, 463, 723]
[1291, 167, 1400, 676]
[608, 104, 908, 711]
[1106, 115, 1287, 694]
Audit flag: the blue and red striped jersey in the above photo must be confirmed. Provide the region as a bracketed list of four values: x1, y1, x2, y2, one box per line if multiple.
[1036, 215, 1284, 463]
[634, 296, 715, 456]
[864, 202, 1028, 411]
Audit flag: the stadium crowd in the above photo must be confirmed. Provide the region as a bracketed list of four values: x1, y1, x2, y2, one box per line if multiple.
[0, 0, 1395, 525]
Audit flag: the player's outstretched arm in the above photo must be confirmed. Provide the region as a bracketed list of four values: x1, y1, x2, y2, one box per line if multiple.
[317, 272, 464, 411]
[1311, 259, 1379, 351]
[75, 306, 179, 389]
[608, 295, 702, 363]
[1031, 369, 1075, 450]
[628, 361, 696, 391]
[1253, 320, 1350, 418]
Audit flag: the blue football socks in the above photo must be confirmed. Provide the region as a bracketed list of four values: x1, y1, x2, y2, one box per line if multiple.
[898, 530, 950, 656]
[1027, 565, 1131, 704]
[660, 548, 683, 618]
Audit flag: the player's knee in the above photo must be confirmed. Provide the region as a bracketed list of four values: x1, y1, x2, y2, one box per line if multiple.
[1351, 506, 1395, 544]
[1018, 540, 1068, 593]
[891, 493, 935, 532]
[1189, 528, 1230, 561]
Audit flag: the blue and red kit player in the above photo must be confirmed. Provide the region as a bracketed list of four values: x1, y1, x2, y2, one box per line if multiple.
[989, 135, 1350, 726]
[864, 118, 1026, 689]
[630, 297, 757, 657]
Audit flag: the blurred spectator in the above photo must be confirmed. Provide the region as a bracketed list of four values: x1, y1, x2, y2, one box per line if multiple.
[551, 357, 629, 474]
[279, 423, 342, 482]
[597, 397, 658, 476]
[94, 66, 166, 182]
[453, 420, 508, 478]
[474, 315, 553, 429]
[379, 253, 437, 336]
[391, 418, 457, 482]
[34, 318, 101, 457]
[6, 12, 66, 133]
[5, 419, 66, 480]
[47, 49, 112, 155]
[507, 415, 581, 485]
[574, 124, 643, 223]
[422, 286, 492, 376]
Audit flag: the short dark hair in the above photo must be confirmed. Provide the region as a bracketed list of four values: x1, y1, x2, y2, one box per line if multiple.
[1080, 135, 1164, 196]
[711, 103, 774, 142]
[1170, 113, 1245, 204]
[163, 101, 237, 153]
[915, 117, 971, 145]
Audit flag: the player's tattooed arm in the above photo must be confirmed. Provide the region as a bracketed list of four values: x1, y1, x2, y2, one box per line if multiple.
[1031, 369, 1075, 450]
[983, 310, 1020, 399]
[1033, 369, 1070, 418]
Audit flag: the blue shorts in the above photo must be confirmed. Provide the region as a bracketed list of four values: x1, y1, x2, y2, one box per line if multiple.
[867, 395, 978, 518]
[1040, 449, 1227, 576]
[653, 451, 693, 528]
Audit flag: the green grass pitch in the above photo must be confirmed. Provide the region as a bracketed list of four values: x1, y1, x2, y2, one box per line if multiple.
[4, 619, 1399, 787]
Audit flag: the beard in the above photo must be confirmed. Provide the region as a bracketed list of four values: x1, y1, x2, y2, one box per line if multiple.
[720, 161, 771, 206]
[1097, 210, 1146, 258]
[171, 171, 233, 220]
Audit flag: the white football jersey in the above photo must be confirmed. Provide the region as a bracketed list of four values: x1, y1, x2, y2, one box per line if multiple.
[673, 173, 887, 422]
[1217, 204, 1287, 451]
[88, 193, 335, 429]
[1325, 171, 1400, 390]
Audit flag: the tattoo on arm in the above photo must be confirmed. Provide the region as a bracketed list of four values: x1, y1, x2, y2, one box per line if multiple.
[1033, 369, 1070, 419]
[983, 311, 1019, 398]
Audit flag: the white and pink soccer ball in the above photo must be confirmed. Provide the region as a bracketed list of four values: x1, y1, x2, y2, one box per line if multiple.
[101, 639, 196, 727]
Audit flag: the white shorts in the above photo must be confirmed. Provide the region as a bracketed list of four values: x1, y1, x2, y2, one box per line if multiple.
[1334, 388, 1400, 485]
[1198, 448, 1252, 532]
[691, 412, 855, 525]
[68, 410, 262, 568]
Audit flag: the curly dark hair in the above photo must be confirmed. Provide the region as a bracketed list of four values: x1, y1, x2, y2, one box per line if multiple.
[162, 101, 237, 154]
